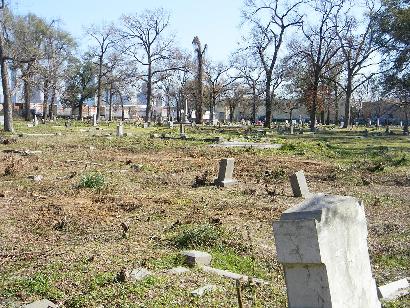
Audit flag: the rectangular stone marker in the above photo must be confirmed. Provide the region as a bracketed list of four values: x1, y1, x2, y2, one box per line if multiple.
[289, 170, 310, 198]
[117, 123, 124, 137]
[143, 122, 148, 128]
[214, 158, 238, 187]
[273, 195, 381, 308]
[182, 250, 212, 267]
[92, 114, 97, 126]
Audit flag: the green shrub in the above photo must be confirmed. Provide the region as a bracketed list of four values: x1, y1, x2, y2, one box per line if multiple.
[79, 172, 105, 189]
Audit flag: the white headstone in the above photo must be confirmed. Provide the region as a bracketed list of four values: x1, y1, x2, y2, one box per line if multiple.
[116, 123, 124, 137]
[273, 195, 381, 308]
[92, 114, 97, 126]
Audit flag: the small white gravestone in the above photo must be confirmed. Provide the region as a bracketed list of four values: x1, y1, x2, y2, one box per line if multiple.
[181, 250, 212, 267]
[214, 158, 238, 187]
[116, 123, 124, 137]
[273, 195, 381, 308]
[33, 115, 38, 127]
[289, 170, 311, 198]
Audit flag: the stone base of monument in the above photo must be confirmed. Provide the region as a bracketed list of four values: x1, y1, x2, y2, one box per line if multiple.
[214, 178, 238, 187]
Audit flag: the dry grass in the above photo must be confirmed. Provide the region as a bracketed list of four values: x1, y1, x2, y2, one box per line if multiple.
[0, 121, 409, 307]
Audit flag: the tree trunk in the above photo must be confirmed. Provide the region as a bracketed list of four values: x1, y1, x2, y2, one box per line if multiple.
[42, 79, 49, 120]
[1, 56, 13, 132]
[334, 84, 339, 125]
[145, 62, 152, 123]
[120, 94, 125, 122]
[252, 84, 257, 124]
[49, 83, 56, 119]
[78, 100, 83, 120]
[403, 103, 409, 135]
[108, 86, 113, 122]
[96, 55, 103, 122]
[229, 103, 234, 123]
[343, 74, 353, 128]
[320, 110, 325, 124]
[264, 74, 272, 128]
[326, 103, 330, 125]
[23, 78, 31, 121]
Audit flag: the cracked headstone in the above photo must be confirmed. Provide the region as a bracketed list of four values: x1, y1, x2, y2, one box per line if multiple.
[289, 170, 310, 198]
[273, 195, 381, 308]
[181, 250, 212, 267]
[214, 158, 238, 187]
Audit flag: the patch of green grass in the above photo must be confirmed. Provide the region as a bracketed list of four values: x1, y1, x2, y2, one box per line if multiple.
[79, 172, 105, 189]
[4, 272, 64, 301]
[374, 254, 409, 269]
[211, 248, 270, 280]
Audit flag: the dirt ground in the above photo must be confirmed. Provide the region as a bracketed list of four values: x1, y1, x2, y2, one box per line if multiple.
[0, 121, 409, 307]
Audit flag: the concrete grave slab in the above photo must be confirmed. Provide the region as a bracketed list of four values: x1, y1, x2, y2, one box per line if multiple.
[377, 278, 409, 301]
[210, 141, 282, 149]
[273, 194, 381, 308]
[130, 267, 151, 281]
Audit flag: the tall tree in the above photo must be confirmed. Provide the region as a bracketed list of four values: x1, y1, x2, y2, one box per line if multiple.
[242, 0, 303, 127]
[0, 6, 14, 132]
[334, 0, 381, 128]
[88, 24, 115, 122]
[192, 36, 207, 124]
[205, 62, 235, 124]
[232, 51, 264, 123]
[62, 57, 96, 120]
[120, 8, 178, 123]
[297, 0, 341, 130]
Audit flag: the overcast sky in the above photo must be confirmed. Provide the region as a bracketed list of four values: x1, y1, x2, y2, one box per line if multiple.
[11, 0, 244, 63]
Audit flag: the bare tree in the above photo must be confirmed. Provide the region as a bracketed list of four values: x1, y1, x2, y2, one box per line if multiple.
[0, 6, 14, 131]
[205, 62, 235, 124]
[119, 8, 180, 123]
[232, 51, 264, 123]
[88, 24, 116, 122]
[297, 0, 341, 130]
[242, 0, 303, 127]
[334, 0, 382, 128]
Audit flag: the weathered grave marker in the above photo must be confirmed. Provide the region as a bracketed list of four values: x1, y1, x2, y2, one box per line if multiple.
[182, 250, 212, 267]
[273, 195, 381, 308]
[214, 158, 238, 187]
[289, 170, 310, 198]
[117, 123, 124, 137]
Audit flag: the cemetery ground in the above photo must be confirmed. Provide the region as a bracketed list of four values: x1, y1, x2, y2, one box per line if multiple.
[0, 121, 409, 308]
